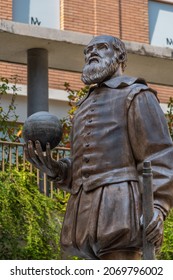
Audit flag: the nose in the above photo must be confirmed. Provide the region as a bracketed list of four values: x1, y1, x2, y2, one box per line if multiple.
[84, 45, 100, 62]
[90, 46, 97, 54]
[89, 46, 99, 58]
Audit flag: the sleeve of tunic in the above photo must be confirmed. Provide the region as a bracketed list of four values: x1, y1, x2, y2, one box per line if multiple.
[128, 90, 173, 217]
[52, 124, 74, 193]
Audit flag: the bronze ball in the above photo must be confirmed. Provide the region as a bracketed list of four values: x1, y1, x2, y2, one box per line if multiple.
[22, 111, 62, 151]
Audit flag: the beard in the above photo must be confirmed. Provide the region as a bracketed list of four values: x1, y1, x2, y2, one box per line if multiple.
[81, 56, 119, 85]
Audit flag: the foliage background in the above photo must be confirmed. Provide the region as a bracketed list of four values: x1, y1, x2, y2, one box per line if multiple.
[157, 97, 173, 260]
[0, 76, 22, 142]
[0, 168, 68, 259]
[60, 82, 88, 146]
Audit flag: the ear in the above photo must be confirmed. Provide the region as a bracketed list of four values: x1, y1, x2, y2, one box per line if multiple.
[118, 53, 125, 63]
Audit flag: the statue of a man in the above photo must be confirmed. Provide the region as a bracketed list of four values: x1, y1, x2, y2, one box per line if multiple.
[25, 35, 173, 260]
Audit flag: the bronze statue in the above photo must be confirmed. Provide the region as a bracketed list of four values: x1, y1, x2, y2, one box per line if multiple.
[24, 35, 173, 260]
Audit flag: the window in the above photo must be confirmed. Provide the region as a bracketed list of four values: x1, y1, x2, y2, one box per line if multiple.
[12, 0, 60, 29]
[149, 1, 173, 48]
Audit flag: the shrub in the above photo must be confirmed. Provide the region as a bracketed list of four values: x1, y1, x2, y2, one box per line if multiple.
[0, 76, 22, 142]
[157, 209, 173, 260]
[0, 167, 67, 259]
[60, 83, 88, 146]
[157, 97, 173, 260]
[165, 97, 173, 140]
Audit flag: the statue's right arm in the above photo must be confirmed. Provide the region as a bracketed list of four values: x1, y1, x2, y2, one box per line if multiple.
[24, 140, 72, 193]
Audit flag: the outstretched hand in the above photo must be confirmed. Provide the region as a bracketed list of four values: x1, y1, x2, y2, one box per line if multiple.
[141, 208, 164, 250]
[24, 140, 63, 179]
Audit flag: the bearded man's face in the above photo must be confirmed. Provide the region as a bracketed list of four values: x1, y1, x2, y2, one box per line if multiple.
[81, 39, 119, 85]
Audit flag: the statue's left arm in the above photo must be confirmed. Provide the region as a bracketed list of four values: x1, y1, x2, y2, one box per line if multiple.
[128, 90, 173, 247]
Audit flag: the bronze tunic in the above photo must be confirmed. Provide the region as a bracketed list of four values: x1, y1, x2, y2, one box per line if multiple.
[71, 82, 141, 193]
[59, 75, 173, 259]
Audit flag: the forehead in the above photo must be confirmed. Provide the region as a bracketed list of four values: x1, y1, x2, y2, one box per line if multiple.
[86, 36, 113, 48]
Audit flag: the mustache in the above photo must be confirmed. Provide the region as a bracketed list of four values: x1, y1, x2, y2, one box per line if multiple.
[84, 56, 112, 70]
[86, 52, 102, 64]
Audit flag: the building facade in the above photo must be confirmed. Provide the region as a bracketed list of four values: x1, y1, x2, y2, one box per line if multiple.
[0, 0, 173, 122]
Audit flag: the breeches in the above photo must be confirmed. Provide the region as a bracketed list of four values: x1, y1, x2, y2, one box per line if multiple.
[60, 181, 142, 259]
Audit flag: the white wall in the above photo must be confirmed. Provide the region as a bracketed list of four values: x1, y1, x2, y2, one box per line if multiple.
[149, 1, 173, 48]
[13, 0, 60, 29]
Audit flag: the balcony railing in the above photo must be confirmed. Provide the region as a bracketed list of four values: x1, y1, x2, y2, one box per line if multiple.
[0, 140, 70, 197]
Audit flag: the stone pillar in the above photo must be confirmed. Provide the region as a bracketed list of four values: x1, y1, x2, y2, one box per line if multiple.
[27, 48, 49, 194]
[27, 48, 48, 116]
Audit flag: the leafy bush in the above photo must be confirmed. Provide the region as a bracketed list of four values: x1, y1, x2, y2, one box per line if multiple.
[157, 209, 173, 260]
[60, 83, 88, 146]
[166, 97, 173, 140]
[0, 167, 68, 260]
[0, 76, 22, 142]
[157, 97, 173, 260]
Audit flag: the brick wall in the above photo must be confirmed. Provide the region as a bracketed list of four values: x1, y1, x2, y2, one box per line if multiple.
[61, 0, 149, 43]
[49, 68, 83, 90]
[149, 83, 173, 104]
[61, 0, 95, 34]
[60, 0, 120, 36]
[0, 0, 12, 20]
[0, 62, 83, 91]
[0, 62, 27, 84]
[94, 0, 120, 36]
[120, 0, 149, 43]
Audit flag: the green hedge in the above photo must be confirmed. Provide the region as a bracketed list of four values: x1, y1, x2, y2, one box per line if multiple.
[0, 168, 67, 260]
[157, 209, 173, 260]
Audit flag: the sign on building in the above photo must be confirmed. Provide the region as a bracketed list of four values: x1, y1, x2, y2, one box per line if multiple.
[149, 1, 173, 48]
[12, 0, 60, 29]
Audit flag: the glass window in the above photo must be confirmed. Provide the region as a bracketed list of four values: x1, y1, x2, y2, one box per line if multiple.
[12, 0, 60, 29]
[149, 1, 173, 48]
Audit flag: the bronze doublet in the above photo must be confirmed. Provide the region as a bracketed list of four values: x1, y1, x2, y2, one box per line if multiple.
[71, 81, 149, 194]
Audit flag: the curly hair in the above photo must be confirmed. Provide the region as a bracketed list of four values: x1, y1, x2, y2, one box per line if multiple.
[111, 36, 127, 72]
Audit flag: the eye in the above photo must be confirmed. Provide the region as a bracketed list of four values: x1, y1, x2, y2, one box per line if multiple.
[84, 47, 93, 55]
[97, 44, 108, 50]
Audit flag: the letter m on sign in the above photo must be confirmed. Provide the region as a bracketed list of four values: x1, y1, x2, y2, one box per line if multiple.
[166, 38, 173, 46]
[31, 17, 41, 25]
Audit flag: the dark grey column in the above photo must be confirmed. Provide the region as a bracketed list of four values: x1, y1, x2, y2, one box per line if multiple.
[27, 48, 49, 195]
[27, 48, 48, 116]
